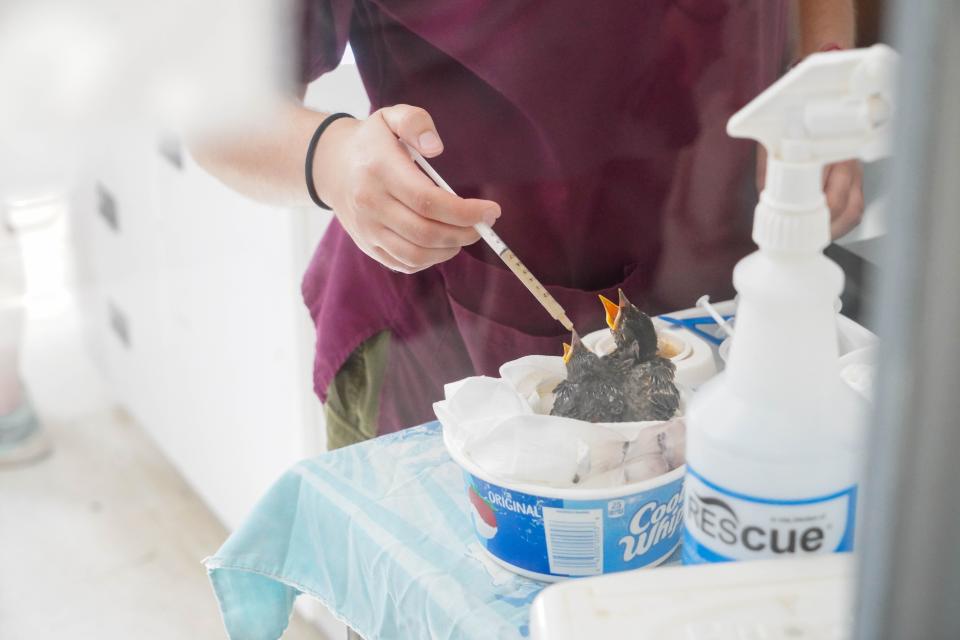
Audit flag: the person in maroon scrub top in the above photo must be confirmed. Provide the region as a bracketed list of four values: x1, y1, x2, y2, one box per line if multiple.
[194, 1, 865, 449]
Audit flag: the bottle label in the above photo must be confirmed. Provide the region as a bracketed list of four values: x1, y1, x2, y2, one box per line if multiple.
[682, 466, 857, 564]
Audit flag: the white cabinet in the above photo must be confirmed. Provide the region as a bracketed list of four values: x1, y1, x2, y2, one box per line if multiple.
[71, 62, 369, 639]
[72, 133, 319, 531]
[71, 62, 370, 531]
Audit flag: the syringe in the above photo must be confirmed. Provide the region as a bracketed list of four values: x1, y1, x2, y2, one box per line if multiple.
[404, 143, 574, 333]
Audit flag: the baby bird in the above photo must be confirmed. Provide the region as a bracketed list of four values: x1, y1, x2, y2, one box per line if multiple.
[599, 290, 680, 422]
[551, 331, 626, 423]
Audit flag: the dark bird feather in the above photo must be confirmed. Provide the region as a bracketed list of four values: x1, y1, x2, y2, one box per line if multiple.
[551, 332, 626, 423]
[551, 290, 680, 423]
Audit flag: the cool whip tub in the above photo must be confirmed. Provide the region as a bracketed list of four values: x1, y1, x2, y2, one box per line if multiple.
[443, 427, 685, 582]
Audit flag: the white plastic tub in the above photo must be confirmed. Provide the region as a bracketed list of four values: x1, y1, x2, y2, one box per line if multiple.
[443, 426, 685, 582]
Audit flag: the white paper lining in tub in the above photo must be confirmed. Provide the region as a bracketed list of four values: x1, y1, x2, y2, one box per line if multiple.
[434, 354, 685, 489]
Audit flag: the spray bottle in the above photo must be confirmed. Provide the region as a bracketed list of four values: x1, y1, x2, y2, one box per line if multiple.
[682, 45, 897, 564]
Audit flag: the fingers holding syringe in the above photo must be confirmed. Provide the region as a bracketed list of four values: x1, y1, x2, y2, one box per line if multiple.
[366, 246, 419, 274]
[374, 226, 461, 273]
[379, 104, 445, 158]
[377, 104, 501, 230]
[348, 208, 462, 273]
[384, 161, 501, 229]
[380, 196, 481, 249]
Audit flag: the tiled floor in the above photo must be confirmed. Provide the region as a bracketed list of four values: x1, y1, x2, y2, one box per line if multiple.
[0, 406, 332, 639]
[0, 214, 326, 639]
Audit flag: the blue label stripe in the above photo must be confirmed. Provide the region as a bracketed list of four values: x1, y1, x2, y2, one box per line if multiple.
[468, 472, 685, 576]
[834, 486, 858, 552]
[686, 466, 856, 506]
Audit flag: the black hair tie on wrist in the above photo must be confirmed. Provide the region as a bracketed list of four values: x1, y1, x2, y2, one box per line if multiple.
[305, 112, 355, 210]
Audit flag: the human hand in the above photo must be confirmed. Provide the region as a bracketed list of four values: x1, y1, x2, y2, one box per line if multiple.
[756, 146, 865, 240]
[312, 104, 500, 273]
[821, 159, 865, 239]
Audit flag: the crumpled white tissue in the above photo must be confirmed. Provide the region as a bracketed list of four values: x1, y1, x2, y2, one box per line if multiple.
[839, 345, 876, 401]
[435, 354, 685, 489]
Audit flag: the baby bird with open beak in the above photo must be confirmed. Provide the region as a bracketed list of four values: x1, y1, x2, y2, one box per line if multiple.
[551, 331, 627, 423]
[599, 289, 681, 422]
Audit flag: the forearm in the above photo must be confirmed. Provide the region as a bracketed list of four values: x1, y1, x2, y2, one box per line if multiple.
[796, 0, 856, 57]
[189, 100, 332, 208]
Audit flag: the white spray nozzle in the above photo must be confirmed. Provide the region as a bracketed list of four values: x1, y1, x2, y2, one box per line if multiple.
[727, 44, 897, 165]
[726, 45, 898, 252]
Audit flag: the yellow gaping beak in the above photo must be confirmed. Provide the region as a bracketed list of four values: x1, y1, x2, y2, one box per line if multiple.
[562, 342, 573, 364]
[599, 294, 620, 330]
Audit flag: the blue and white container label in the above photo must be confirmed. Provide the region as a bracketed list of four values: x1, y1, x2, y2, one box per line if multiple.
[682, 466, 857, 564]
[463, 471, 684, 579]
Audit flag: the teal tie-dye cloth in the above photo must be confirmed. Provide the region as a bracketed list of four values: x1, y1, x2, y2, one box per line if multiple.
[205, 422, 547, 640]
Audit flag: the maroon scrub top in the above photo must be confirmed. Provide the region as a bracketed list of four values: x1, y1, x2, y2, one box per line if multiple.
[300, 0, 789, 433]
